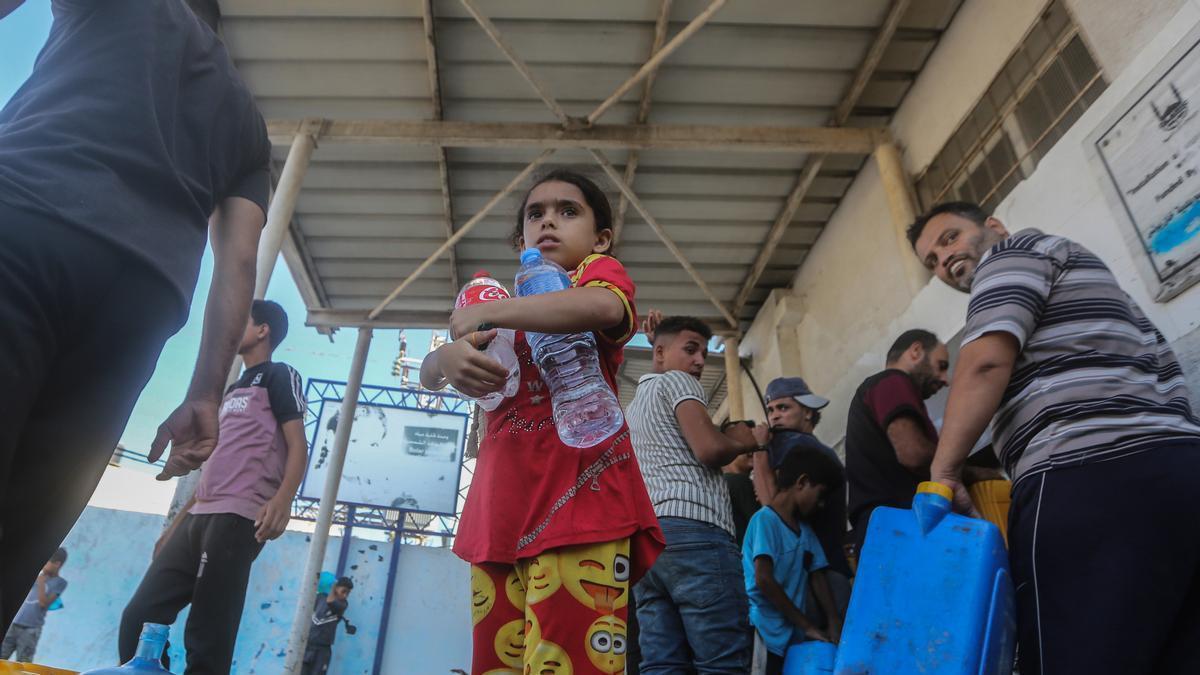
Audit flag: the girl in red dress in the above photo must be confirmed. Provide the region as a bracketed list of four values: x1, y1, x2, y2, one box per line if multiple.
[421, 169, 663, 674]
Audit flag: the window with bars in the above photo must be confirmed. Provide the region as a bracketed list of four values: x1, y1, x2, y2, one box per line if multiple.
[915, 0, 1107, 212]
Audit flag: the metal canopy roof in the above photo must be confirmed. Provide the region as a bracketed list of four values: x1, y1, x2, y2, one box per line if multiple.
[219, 0, 962, 339]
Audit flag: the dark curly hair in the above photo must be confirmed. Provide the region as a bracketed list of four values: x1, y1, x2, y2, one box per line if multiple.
[511, 169, 614, 254]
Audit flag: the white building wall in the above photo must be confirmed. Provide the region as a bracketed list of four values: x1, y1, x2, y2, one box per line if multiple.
[735, 0, 1200, 447]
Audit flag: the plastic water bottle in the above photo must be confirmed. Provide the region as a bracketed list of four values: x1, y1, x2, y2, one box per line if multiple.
[514, 248, 624, 448]
[81, 623, 171, 673]
[834, 482, 1016, 675]
[455, 271, 520, 411]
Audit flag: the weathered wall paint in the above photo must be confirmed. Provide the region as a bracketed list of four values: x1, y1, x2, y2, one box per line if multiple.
[23, 506, 471, 674]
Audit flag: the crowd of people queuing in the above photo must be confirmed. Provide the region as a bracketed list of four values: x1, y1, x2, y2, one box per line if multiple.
[0, 1, 1198, 673]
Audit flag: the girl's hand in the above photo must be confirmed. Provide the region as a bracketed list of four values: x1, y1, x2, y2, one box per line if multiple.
[440, 330, 510, 398]
[450, 303, 497, 340]
[640, 309, 663, 341]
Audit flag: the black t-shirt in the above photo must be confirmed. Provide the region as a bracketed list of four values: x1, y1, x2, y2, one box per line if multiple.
[308, 593, 348, 647]
[845, 370, 938, 543]
[0, 0, 271, 311]
[723, 472, 759, 548]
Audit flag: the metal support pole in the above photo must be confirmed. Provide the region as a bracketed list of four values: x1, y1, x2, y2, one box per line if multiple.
[257, 131, 316, 299]
[724, 336, 745, 420]
[283, 327, 373, 674]
[873, 140, 929, 297]
[334, 506, 356, 578]
[372, 522, 406, 675]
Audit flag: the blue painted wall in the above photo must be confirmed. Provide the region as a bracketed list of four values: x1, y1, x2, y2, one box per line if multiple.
[22, 507, 471, 674]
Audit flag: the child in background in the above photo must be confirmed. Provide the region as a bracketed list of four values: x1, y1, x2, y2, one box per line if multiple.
[421, 169, 663, 674]
[744, 449, 845, 675]
[1, 548, 67, 663]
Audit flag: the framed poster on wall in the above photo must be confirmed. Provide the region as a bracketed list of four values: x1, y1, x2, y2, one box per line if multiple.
[1088, 23, 1200, 302]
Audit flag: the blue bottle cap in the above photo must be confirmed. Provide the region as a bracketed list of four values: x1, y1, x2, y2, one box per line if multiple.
[141, 622, 170, 641]
[520, 247, 543, 265]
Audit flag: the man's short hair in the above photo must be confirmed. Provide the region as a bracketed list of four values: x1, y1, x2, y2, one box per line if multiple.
[906, 201, 990, 249]
[776, 448, 844, 492]
[50, 547, 67, 564]
[251, 299, 289, 349]
[335, 576, 354, 590]
[653, 316, 712, 344]
[886, 329, 939, 365]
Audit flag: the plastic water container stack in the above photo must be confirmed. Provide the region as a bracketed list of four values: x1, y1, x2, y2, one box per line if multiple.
[454, 271, 520, 411]
[514, 248, 624, 448]
[832, 481, 1017, 675]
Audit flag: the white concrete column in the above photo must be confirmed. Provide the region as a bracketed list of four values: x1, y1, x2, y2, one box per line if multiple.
[283, 327, 373, 674]
[724, 336, 745, 420]
[162, 130, 317, 527]
[874, 140, 930, 297]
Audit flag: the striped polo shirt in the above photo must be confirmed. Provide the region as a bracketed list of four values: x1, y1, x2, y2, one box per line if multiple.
[963, 229, 1200, 484]
[627, 370, 736, 536]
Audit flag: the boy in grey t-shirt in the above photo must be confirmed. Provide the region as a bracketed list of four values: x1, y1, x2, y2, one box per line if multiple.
[1, 548, 67, 662]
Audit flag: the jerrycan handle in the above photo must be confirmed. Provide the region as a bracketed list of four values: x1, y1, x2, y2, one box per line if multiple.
[913, 481, 953, 535]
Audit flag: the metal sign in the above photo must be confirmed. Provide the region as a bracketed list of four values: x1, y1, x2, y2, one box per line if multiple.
[295, 379, 471, 529]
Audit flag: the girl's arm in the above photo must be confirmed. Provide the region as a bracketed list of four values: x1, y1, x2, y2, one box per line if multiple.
[450, 287, 625, 340]
[421, 329, 509, 399]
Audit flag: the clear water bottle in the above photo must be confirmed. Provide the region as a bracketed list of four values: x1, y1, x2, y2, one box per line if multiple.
[455, 271, 520, 411]
[515, 248, 624, 448]
[81, 623, 171, 673]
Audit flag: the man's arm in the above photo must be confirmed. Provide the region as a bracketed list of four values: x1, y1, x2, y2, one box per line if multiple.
[676, 401, 756, 468]
[155, 495, 196, 558]
[255, 419, 306, 543]
[753, 557, 827, 641]
[885, 417, 936, 477]
[931, 332, 1019, 512]
[151, 197, 262, 479]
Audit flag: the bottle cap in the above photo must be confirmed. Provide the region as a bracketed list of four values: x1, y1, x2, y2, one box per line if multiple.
[916, 481, 954, 501]
[520, 248, 542, 265]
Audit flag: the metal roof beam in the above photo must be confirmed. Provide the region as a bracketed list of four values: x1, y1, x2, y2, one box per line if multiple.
[613, 0, 673, 253]
[367, 149, 555, 320]
[266, 119, 881, 154]
[308, 307, 741, 336]
[421, 0, 460, 292]
[732, 0, 912, 318]
[457, 0, 572, 126]
[590, 149, 739, 330]
[586, 0, 726, 126]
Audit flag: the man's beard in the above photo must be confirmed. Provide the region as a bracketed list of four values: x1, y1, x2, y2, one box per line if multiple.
[912, 358, 939, 399]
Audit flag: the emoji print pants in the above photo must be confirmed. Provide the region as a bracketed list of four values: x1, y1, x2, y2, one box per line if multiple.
[471, 538, 631, 675]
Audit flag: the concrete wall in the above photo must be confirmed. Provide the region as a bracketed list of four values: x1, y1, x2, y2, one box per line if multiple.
[23, 507, 471, 674]
[733, 0, 1200, 444]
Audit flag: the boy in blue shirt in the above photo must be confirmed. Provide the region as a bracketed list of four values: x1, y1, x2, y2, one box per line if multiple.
[743, 448, 845, 674]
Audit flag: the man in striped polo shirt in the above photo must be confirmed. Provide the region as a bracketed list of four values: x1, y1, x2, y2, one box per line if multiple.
[911, 201, 1200, 675]
[628, 315, 760, 673]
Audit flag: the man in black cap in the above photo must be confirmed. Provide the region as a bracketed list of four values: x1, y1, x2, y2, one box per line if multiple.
[302, 576, 354, 675]
[751, 377, 850, 624]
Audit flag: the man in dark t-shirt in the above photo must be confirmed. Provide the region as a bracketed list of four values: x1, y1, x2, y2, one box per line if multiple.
[302, 577, 354, 675]
[0, 0, 271, 633]
[120, 302, 307, 674]
[845, 330, 949, 550]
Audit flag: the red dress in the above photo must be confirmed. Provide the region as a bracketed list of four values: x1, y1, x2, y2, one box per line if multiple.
[453, 255, 664, 582]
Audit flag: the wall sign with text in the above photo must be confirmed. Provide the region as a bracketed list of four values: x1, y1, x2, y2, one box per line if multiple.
[1090, 24, 1200, 302]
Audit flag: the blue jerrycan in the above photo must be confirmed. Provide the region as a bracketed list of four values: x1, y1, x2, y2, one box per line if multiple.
[835, 482, 1016, 675]
[784, 640, 837, 673]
